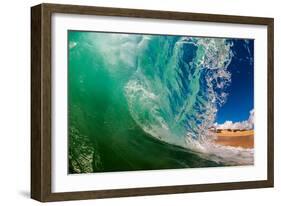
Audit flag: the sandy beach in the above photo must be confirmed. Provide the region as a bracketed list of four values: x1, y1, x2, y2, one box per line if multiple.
[214, 130, 254, 149]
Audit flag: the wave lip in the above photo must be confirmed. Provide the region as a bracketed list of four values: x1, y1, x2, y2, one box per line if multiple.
[123, 36, 254, 165]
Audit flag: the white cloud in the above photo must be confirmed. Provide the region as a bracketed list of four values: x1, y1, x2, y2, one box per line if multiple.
[215, 109, 254, 130]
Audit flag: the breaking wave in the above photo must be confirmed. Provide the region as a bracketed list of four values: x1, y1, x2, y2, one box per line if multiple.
[70, 32, 253, 165]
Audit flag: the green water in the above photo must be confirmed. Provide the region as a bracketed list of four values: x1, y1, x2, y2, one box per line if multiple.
[67, 31, 229, 173]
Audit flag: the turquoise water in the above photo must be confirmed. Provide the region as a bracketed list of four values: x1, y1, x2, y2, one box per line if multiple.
[68, 31, 247, 173]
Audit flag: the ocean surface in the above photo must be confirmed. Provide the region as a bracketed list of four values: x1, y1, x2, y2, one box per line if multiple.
[68, 31, 254, 174]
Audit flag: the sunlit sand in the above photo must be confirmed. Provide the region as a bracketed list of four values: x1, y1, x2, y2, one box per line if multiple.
[214, 130, 254, 149]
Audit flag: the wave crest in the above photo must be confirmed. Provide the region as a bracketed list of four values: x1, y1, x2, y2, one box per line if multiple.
[123, 36, 254, 165]
[125, 36, 232, 147]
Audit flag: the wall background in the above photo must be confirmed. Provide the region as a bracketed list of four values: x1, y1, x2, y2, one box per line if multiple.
[0, 0, 279, 205]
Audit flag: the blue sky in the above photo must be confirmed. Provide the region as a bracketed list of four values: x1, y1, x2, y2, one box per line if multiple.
[216, 39, 254, 124]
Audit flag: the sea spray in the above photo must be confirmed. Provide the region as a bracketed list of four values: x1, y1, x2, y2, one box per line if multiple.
[124, 36, 233, 151]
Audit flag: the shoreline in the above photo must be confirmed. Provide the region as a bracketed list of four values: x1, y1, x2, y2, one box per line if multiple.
[214, 130, 254, 149]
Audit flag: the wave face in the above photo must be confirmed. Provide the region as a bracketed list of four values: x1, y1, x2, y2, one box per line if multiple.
[124, 36, 232, 151]
[69, 32, 252, 170]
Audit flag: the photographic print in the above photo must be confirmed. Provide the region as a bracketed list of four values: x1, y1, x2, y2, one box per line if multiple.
[68, 31, 254, 174]
[31, 4, 274, 201]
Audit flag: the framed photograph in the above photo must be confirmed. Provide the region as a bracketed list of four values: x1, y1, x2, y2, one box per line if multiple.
[31, 3, 274, 202]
